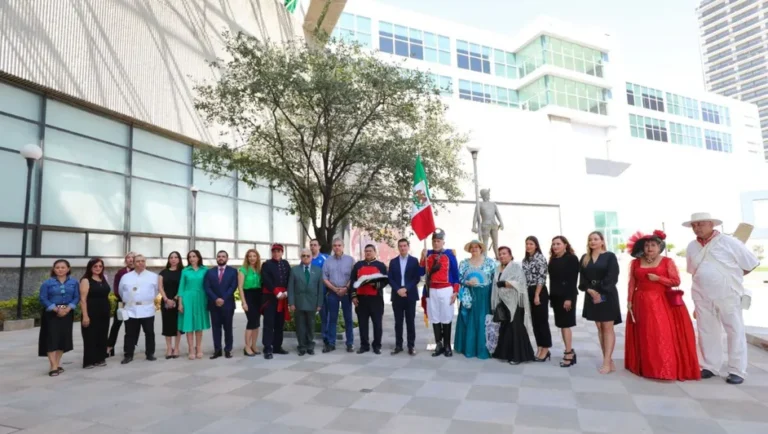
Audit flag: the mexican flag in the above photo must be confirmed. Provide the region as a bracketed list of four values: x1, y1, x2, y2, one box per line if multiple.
[411, 155, 436, 240]
[284, 0, 298, 13]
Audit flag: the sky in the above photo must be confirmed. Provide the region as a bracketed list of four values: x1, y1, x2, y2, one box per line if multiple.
[377, 0, 706, 91]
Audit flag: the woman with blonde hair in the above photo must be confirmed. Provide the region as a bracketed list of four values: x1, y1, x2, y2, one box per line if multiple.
[238, 248, 263, 356]
[579, 231, 622, 374]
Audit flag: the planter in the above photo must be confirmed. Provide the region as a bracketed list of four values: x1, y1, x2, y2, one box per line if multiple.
[2, 318, 34, 331]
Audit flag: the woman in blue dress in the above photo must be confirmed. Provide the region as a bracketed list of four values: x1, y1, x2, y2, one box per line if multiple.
[454, 240, 497, 359]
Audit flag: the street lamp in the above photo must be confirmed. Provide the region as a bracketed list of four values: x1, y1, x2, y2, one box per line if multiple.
[466, 145, 481, 235]
[17, 143, 43, 320]
[190, 186, 199, 249]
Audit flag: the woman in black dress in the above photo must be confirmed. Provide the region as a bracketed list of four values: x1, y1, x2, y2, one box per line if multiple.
[159, 251, 184, 359]
[38, 259, 80, 376]
[80, 258, 111, 369]
[579, 231, 621, 374]
[548, 235, 580, 368]
[522, 236, 552, 362]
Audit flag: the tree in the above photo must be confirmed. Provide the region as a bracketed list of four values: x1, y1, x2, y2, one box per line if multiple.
[193, 32, 467, 253]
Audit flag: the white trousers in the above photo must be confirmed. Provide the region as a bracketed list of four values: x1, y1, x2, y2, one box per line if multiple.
[694, 293, 747, 377]
[428, 286, 454, 325]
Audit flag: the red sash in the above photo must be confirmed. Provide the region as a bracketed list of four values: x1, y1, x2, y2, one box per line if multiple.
[261, 287, 291, 321]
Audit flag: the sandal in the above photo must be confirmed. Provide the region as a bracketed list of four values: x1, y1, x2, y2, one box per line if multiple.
[598, 364, 612, 374]
[252, 346, 261, 355]
[196, 351, 203, 359]
[84, 365, 95, 369]
[57, 367, 64, 372]
[560, 350, 577, 368]
[48, 370, 60, 377]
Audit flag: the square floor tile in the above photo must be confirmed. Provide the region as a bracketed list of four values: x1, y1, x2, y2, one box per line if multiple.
[193, 378, 251, 395]
[232, 400, 292, 423]
[699, 399, 768, 422]
[400, 397, 461, 419]
[646, 415, 728, 434]
[452, 400, 517, 425]
[619, 377, 688, 397]
[228, 381, 284, 399]
[273, 404, 343, 428]
[465, 385, 518, 403]
[577, 408, 652, 433]
[518, 387, 578, 409]
[325, 409, 393, 432]
[194, 417, 266, 433]
[380, 414, 451, 434]
[632, 395, 708, 418]
[264, 384, 323, 404]
[295, 373, 344, 388]
[514, 405, 580, 430]
[259, 370, 310, 385]
[574, 391, 639, 412]
[717, 419, 768, 434]
[415, 381, 471, 400]
[284, 361, 328, 373]
[331, 374, 384, 392]
[350, 392, 411, 413]
[190, 394, 255, 415]
[142, 410, 219, 434]
[678, 383, 758, 402]
[570, 376, 627, 394]
[389, 368, 437, 381]
[520, 375, 572, 390]
[316, 363, 363, 376]
[307, 389, 365, 408]
[445, 420, 511, 434]
[372, 379, 425, 395]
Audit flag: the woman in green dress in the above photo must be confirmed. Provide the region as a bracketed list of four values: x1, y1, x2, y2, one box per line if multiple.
[178, 249, 210, 360]
[454, 240, 497, 359]
[238, 248, 263, 357]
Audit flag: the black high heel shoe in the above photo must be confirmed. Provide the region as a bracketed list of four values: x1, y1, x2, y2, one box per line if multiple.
[243, 348, 256, 358]
[560, 350, 577, 368]
[534, 350, 551, 362]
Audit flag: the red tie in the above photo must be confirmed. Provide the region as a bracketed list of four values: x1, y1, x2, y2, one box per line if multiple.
[218, 267, 224, 283]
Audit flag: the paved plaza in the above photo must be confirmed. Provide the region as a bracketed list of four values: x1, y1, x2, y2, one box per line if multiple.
[1, 292, 768, 434]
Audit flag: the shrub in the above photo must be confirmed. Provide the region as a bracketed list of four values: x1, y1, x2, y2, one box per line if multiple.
[284, 310, 358, 333]
[676, 249, 686, 258]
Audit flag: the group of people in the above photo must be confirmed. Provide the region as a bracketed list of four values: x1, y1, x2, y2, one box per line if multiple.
[36, 212, 759, 385]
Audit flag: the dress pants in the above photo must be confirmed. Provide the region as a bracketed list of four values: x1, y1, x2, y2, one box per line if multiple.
[392, 297, 417, 349]
[695, 293, 748, 377]
[262, 294, 285, 353]
[319, 290, 329, 342]
[295, 310, 316, 352]
[326, 291, 354, 347]
[356, 295, 384, 350]
[527, 285, 552, 348]
[123, 316, 155, 357]
[210, 305, 235, 352]
[107, 309, 122, 349]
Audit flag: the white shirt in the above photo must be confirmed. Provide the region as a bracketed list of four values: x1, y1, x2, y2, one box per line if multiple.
[686, 234, 760, 300]
[119, 269, 159, 319]
[399, 255, 408, 287]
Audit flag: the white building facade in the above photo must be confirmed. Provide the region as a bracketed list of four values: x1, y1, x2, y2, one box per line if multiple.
[336, 0, 768, 259]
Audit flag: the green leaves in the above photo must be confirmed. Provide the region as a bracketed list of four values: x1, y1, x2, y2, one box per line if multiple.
[193, 33, 467, 250]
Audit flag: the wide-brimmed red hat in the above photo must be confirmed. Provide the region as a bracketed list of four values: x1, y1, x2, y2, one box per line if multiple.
[271, 243, 284, 252]
[627, 230, 667, 258]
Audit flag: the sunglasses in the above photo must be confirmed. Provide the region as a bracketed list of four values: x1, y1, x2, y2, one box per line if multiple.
[301, 255, 310, 258]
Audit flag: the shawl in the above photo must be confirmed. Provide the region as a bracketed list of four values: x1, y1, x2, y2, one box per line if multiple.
[491, 261, 534, 340]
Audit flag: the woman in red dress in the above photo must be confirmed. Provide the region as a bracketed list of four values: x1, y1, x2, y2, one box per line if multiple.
[625, 230, 700, 381]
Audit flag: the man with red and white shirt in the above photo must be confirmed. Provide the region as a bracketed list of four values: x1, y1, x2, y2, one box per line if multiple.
[420, 228, 459, 357]
[350, 245, 388, 355]
[685, 212, 760, 385]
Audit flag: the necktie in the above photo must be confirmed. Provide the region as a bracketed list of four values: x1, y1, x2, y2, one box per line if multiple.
[218, 267, 224, 283]
[304, 266, 310, 284]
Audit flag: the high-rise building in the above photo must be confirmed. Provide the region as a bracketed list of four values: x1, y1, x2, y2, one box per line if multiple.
[696, 0, 768, 160]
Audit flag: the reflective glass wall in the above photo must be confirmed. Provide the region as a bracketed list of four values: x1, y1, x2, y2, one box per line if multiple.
[0, 80, 301, 261]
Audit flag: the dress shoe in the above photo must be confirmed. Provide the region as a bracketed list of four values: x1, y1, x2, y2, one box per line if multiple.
[726, 374, 744, 385]
[391, 347, 404, 355]
[307, 349, 315, 355]
[701, 369, 715, 379]
[210, 351, 223, 360]
[120, 356, 133, 365]
[274, 348, 289, 355]
[225, 351, 232, 359]
[146, 355, 157, 361]
[243, 349, 256, 357]
[432, 344, 445, 357]
[264, 353, 273, 360]
[534, 351, 551, 363]
[298, 350, 306, 356]
[373, 348, 381, 355]
[356, 347, 370, 354]
[408, 348, 416, 356]
[346, 345, 354, 353]
[322, 344, 335, 353]
[444, 347, 453, 357]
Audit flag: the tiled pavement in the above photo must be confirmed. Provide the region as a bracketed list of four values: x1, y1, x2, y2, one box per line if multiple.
[1, 297, 768, 434]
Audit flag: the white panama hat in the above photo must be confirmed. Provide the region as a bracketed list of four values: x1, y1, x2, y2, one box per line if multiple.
[682, 212, 723, 228]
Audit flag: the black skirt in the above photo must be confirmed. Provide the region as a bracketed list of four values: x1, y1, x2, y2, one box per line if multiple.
[550, 295, 577, 328]
[492, 306, 535, 363]
[582, 288, 622, 325]
[161, 303, 180, 337]
[38, 310, 74, 357]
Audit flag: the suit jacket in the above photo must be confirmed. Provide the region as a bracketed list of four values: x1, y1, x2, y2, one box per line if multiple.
[388, 255, 422, 302]
[288, 264, 324, 311]
[203, 266, 238, 309]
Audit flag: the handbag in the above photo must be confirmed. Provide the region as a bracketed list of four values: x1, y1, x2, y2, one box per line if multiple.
[665, 288, 685, 307]
[492, 302, 510, 323]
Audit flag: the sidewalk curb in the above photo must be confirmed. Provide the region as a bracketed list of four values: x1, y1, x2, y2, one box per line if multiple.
[747, 332, 768, 351]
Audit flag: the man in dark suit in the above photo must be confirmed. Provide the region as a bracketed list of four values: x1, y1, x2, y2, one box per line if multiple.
[288, 248, 324, 356]
[204, 250, 238, 359]
[387, 238, 423, 356]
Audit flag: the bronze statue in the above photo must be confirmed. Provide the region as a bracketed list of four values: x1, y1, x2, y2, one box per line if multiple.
[472, 188, 504, 258]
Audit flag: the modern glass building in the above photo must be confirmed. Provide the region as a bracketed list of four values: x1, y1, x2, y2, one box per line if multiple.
[696, 0, 768, 161]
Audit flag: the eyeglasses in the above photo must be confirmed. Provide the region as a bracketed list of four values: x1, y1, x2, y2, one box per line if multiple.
[300, 255, 310, 258]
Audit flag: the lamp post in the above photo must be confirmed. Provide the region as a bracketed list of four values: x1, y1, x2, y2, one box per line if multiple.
[17, 144, 43, 320]
[190, 186, 199, 249]
[467, 145, 481, 235]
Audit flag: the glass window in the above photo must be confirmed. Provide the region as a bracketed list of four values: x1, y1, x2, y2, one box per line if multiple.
[334, 12, 372, 48]
[193, 168, 235, 196]
[217, 241, 235, 257]
[88, 233, 124, 257]
[593, 211, 606, 228]
[130, 236, 161, 258]
[41, 160, 126, 231]
[273, 190, 291, 209]
[0, 114, 39, 151]
[45, 128, 128, 174]
[256, 244, 271, 257]
[456, 39, 491, 74]
[0, 82, 41, 121]
[628, 114, 668, 143]
[132, 152, 189, 186]
[273, 208, 299, 245]
[45, 99, 129, 146]
[132, 128, 191, 164]
[0, 228, 32, 255]
[42, 231, 86, 256]
[195, 192, 235, 239]
[0, 149, 38, 224]
[238, 181, 270, 204]
[162, 238, 188, 258]
[195, 240, 215, 261]
[286, 246, 300, 261]
[131, 179, 189, 236]
[237, 243, 255, 259]
[238, 201, 271, 242]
